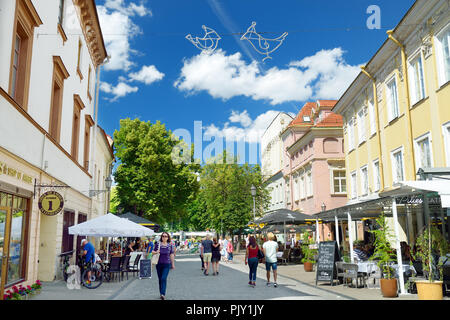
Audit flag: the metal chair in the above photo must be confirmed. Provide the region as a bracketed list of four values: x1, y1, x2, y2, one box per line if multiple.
[120, 255, 131, 281]
[335, 261, 345, 285]
[278, 249, 290, 265]
[342, 263, 367, 288]
[106, 256, 122, 282]
[367, 265, 381, 289]
[129, 254, 142, 277]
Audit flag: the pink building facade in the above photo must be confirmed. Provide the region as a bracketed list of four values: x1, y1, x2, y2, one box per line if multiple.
[281, 100, 347, 241]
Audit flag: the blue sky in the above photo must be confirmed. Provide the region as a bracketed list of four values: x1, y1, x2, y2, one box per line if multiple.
[95, 0, 415, 165]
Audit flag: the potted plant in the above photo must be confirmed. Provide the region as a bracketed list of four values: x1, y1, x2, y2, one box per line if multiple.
[412, 224, 448, 300]
[301, 231, 317, 272]
[369, 212, 398, 297]
[31, 280, 42, 294]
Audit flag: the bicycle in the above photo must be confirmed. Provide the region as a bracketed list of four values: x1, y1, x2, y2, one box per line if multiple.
[81, 261, 104, 289]
[59, 250, 74, 282]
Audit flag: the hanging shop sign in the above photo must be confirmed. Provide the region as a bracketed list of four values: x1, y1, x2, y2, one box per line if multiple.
[38, 191, 64, 216]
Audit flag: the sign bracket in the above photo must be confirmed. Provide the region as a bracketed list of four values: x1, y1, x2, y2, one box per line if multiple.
[33, 178, 71, 199]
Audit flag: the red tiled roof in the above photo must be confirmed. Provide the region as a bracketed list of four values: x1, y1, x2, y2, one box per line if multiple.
[315, 113, 343, 127]
[317, 100, 337, 108]
[288, 102, 317, 127]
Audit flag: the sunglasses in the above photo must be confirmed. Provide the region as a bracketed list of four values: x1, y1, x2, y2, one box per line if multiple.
[162, 235, 169, 238]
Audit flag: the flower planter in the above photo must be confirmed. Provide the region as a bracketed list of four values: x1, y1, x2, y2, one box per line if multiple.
[380, 278, 398, 298]
[303, 262, 314, 272]
[416, 280, 443, 300]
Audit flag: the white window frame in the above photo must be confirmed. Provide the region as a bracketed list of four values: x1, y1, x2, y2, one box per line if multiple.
[306, 170, 313, 197]
[357, 108, 366, 145]
[408, 50, 427, 105]
[368, 98, 376, 136]
[350, 171, 357, 199]
[360, 165, 369, 196]
[414, 132, 433, 171]
[332, 169, 346, 194]
[372, 159, 381, 192]
[294, 177, 299, 201]
[347, 118, 355, 151]
[391, 147, 405, 184]
[386, 75, 400, 122]
[300, 175, 305, 199]
[443, 122, 450, 167]
[435, 23, 450, 87]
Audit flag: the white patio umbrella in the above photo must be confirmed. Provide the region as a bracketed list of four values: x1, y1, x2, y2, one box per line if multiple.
[69, 213, 154, 261]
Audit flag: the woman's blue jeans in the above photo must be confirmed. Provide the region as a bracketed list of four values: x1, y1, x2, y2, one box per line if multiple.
[156, 263, 171, 295]
[248, 257, 258, 281]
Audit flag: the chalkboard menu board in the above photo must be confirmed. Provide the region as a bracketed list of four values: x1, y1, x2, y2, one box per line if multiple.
[139, 259, 152, 279]
[315, 241, 340, 286]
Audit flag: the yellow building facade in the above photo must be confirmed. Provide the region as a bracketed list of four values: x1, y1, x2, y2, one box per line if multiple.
[331, 0, 450, 244]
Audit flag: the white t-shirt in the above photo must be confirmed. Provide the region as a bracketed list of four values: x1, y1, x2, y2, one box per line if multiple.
[263, 241, 278, 263]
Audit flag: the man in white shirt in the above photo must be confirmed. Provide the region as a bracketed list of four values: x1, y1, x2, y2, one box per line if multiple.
[263, 232, 279, 287]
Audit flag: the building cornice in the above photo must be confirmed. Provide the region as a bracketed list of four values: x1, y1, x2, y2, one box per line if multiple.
[73, 0, 108, 67]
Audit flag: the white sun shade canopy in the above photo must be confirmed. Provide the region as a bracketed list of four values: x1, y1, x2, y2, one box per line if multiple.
[69, 213, 155, 237]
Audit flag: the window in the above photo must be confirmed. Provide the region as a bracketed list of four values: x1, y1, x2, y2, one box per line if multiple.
[357, 109, 366, 144]
[408, 53, 426, 105]
[58, 0, 65, 25]
[360, 166, 368, 196]
[386, 76, 399, 122]
[300, 175, 305, 199]
[9, 0, 42, 110]
[391, 148, 405, 183]
[435, 24, 450, 86]
[306, 171, 313, 197]
[347, 118, 355, 151]
[77, 38, 83, 79]
[71, 95, 85, 161]
[294, 178, 299, 201]
[0, 192, 29, 286]
[351, 172, 357, 199]
[87, 65, 92, 100]
[49, 56, 69, 143]
[414, 134, 433, 169]
[333, 170, 346, 194]
[443, 123, 450, 166]
[84, 115, 94, 171]
[368, 99, 376, 135]
[303, 116, 311, 122]
[373, 160, 381, 192]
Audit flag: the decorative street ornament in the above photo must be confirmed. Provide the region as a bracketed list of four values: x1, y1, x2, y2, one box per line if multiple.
[186, 25, 221, 53]
[240, 22, 288, 61]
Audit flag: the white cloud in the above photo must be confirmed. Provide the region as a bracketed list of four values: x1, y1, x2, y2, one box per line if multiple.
[175, 48, 361, 105]
[129, 65, 165, 84]
[204, 110, 281, 143]
[100, 81, 138, 101]
[97, 1, 152, 71]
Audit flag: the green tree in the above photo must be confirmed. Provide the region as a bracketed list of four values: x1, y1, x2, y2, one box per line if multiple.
[113, 118, 199, 224]
[199, 151, 270, 237]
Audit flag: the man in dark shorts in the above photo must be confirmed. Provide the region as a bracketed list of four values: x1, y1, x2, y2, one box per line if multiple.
[201, 235, 213, 275]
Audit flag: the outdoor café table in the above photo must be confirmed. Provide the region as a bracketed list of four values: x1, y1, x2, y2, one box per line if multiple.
[391, 264, 416, 278]
[357, 261, 379, 274]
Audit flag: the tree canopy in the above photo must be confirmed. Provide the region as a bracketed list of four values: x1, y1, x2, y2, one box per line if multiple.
[113, 118, 199, 224]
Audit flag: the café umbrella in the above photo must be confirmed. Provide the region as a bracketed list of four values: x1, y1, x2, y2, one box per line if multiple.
[69, 213, 154, 261]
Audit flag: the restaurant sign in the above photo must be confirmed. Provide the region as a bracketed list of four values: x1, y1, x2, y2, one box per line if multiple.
[38, 191, 64, 216]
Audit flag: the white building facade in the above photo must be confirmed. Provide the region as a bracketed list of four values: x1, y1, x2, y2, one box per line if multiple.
[261, 112, 293, 211]
[0, 0, 108, 292]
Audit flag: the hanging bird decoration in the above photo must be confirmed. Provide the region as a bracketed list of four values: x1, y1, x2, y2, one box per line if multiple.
[186, 25, 222, 53]
[240, 22, 288, 61]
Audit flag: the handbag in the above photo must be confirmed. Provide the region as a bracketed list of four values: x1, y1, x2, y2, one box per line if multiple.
[257, 248, 265, 260]
[151, 253, 160, 265]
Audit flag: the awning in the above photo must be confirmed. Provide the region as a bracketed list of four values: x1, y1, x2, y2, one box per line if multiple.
[380, 180, 450, 208]
[117, 212, 160, 230]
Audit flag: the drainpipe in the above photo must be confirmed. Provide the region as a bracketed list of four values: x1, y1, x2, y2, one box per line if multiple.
[361, 66, 385, 192]
[386, 30, 416, 180]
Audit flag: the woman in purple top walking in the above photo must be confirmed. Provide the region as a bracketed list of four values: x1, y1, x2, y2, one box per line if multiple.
[153, 232, 175, 300]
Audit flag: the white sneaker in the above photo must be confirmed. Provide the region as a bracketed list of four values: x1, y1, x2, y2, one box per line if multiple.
[273, 283, 278, 288]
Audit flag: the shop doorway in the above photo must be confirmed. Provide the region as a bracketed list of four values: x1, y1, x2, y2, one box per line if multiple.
[61, 210, 75, 253]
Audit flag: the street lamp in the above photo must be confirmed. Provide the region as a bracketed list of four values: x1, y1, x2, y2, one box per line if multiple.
[89, 175, 113, 197]
[251, 185, 256, 224]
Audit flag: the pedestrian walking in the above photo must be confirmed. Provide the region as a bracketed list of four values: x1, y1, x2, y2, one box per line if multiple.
[199, 239, 205, 271]
[201, 235, 213, 276]
[245, 236, 259, 287]
[211, 238, 221, 275]
[152, 232, 175, 300]
[221, 237, 228, 262]
[226, 237, 233, 262]
[263, 232, 279, 287]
